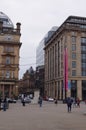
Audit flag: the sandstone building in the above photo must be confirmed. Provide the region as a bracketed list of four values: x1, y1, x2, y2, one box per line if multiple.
[44, 16, 86, 100]
[18, 66, 35, 96]
[0, 12, 22, 98]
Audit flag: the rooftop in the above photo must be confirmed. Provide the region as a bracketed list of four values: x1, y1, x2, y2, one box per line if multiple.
[0, 12, 14, 28]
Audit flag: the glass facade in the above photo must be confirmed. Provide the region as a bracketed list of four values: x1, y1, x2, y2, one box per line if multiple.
[36, 39, 45, 67]
[36, 26, 57, 67]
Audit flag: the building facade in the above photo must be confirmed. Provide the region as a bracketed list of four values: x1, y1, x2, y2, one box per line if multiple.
[36, 26, 58, 97]
[44, 16, 86, 100]
[18, 67, 36, 96]
[36, 65, 45, 96]
[0, 12, 22, 98]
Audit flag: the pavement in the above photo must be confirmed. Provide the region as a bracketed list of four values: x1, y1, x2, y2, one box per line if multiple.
[0, 101, 86, 130]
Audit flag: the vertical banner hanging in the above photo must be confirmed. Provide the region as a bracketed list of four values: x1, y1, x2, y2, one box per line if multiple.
[68, 80, 71, 90]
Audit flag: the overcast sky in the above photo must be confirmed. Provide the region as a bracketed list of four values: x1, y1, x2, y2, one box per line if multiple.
[0, 0, 86, 79]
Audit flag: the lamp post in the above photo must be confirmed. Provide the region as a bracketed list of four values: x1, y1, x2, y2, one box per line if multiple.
[15, 85, 18, 97]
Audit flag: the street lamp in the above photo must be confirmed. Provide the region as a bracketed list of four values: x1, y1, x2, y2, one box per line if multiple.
[15, 85, 18, 97]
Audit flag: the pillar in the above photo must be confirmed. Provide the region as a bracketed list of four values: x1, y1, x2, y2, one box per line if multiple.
[67, 89, 71, 97]
[2, 84, 4, 98]
[59, 81, 62, 99]
[9, 85, 11, 98]
[77, 80, 82, 100]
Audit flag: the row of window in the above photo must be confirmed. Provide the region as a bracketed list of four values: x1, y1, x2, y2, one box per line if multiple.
[2, 57, 14, 65]
[72, 37, 86, 44]
[72, 53, 86, 60]
[72, 70, 86, 76]
[67, 22, 86, 30]
[70, 18, 86, 23]
[71, 36, 86, 76]
[2, 71, 15, 79]
[4, 46, 14, 53]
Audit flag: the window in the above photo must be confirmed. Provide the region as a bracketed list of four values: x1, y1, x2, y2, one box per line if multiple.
[81, 37, 86, 43]
[72, 61, 76, 68]
[72, 44, 76, 51]
[82, 63, 86, 68]
[6, 57, 10, 64]
[81, 54, 86, 59]
[72, 53, 76, 59]
[72, 70, 76, 76]
[4, 46, 14, 53]
[81, 46, 86, 51]
[82, 71, 86, 76]
[6, 71, 10, 78]
[72, 36, 76, 43]
[72, 32, 75, 36]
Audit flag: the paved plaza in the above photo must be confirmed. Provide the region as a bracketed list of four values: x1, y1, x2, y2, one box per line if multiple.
[0, 101, 86, 130]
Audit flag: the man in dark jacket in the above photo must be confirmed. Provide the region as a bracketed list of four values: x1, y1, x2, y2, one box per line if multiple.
[66, 97, 73, 112]
[0, 97, 2, 110]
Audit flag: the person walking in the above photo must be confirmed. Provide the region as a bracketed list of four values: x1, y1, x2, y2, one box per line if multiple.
[66, 97, 72, 112]
[76, 98, 80, 108]
[72, 98, 77, 108]
[3, 97, 7, 111]
[54, 98, 58, 105]
[22, 97, 25, 106]
[38, 95, 43, 107]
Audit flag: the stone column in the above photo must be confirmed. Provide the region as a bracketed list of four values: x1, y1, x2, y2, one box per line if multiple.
[55, 82, 57, 98]
[9, 85, 11, 98]
[56, 82, 58, 99]
[2, 84, 4, 98]
[77, 80, 82, 100]
[53, 82, 55, 98]
[59, 81, 62, 100]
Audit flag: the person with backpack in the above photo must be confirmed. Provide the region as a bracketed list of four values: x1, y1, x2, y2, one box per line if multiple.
[66, 97, 73, 112]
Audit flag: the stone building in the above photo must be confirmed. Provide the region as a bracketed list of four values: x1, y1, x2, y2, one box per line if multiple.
[18, 66, 36, 96]
[44, 16, 86, 100]
[0, 12, 22, 98]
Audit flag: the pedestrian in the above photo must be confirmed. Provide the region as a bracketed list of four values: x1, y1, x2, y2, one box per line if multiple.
[76, 98, 80, 108]
[54, 98, 58, 105]
[38, 95, 43, 107]
[72, 98, 77, 108]
[66, 97, 72, 112]
[22, 97, 25, 106]
[3, 97, 7, 111]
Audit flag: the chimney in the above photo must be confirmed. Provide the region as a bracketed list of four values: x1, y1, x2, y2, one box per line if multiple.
[0, 21, 3, 32]
[16, 22, 21, 33]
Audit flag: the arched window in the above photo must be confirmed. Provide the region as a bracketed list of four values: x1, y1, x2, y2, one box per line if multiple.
[6, 71, 10, 78]
[6, 57, 10, 64]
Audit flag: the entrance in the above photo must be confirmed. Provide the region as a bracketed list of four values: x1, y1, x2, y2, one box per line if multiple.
[82, 80, 86, 100]
[4, 85, 10, 97]
[71, 80, 77, 99]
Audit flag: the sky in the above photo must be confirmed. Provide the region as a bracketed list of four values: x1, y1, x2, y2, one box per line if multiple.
[0, 0, 86, 79]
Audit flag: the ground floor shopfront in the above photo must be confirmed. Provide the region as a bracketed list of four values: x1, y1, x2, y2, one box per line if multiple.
[0, 81, 18, 98]
[45, 80, 86, 100]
